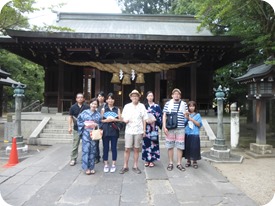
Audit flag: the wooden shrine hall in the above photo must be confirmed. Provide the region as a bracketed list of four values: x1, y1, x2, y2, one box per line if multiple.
[0, 12, 243, 112]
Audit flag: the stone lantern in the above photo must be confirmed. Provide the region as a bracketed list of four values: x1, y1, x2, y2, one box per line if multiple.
[235, 58, 275, 157]
[201, 85, 243, 163]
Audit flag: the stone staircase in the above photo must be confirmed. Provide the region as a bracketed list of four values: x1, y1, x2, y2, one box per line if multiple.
[35, 115, 213, 148]
[37, 115, 73, 145]
[200, 126, 213, 147]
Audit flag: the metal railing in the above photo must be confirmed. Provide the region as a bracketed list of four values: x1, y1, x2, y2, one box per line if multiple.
[22, 100, 44, 112]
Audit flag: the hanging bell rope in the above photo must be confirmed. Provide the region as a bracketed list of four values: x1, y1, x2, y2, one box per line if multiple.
[111, 73, 120, 84]
[122, 74, 131, 85]
[136, 73, 145, 84]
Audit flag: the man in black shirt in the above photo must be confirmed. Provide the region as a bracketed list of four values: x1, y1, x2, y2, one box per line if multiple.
[68, 93, 90, 166]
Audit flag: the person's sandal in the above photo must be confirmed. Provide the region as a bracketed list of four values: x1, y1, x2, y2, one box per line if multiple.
[149, 162, 155, 167]
[90, 170, 96, 174]
[167, 164, 173, 171]
[85, 170, 91, 175]
[176, 164, 186, 172]
[185, 161, 191, 167]
[70, 160, 76, 166]
[144, 162, 149, 167]
[119, 167, 129, 174]
[193, 162, 198, 169]
[132, 167, 142, 174]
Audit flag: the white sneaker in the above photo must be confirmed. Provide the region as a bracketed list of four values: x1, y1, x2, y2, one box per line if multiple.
[104, 165, 109, 173]
[110, 165, 116, 173]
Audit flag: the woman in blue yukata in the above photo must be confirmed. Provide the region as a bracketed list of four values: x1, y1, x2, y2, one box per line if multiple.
[142, 91, 162, 167]
[77, 97, 101, 175]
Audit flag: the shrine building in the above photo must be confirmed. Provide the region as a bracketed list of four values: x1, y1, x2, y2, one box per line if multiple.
[0, 12, 243, 112]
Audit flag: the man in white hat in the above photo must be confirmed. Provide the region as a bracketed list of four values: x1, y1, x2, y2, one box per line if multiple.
[120, 89, 148, 174]
[162, 88, 187, 172]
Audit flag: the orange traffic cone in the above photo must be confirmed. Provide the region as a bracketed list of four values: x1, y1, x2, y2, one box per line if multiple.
[4, 137, 19, 168]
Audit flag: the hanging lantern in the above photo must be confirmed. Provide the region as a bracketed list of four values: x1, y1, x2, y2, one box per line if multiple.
[136, 73, 145, 84]
[111, 73, 120, 84]
[122, 74, 131, 85]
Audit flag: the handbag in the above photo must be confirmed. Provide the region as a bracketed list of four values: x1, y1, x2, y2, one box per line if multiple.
[111, 122, 124, 131]
[90, 126, 103, 140]
[166, 101, 181, 130]
[150, 131, 158, 141]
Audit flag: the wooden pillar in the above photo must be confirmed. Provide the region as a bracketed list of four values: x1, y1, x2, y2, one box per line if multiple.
[256, 99, 266, 144]
[154, 73, 160, 104]
[57, 61, 64, 113]
[43, 67, 49, 106]
[0, 85, 3, 117]
[95, 69, 100, 96]
[190, 64, 197, 101]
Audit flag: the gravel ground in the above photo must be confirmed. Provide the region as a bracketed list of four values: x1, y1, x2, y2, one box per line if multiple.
[211, 150, 275, 206]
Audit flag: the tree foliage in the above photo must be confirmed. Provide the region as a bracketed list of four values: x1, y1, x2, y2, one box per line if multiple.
[0, 50, 44, 110]
[0, 0, 37, 34]
[0, 0, 44, 112]
[118, 0, 173, 14]
[189, 0, 274, 59]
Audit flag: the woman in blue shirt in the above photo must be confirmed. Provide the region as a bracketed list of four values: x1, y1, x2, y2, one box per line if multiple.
[184, 101, 202, 169]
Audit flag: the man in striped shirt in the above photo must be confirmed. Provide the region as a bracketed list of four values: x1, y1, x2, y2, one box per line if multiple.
[162, 88, 187, 172]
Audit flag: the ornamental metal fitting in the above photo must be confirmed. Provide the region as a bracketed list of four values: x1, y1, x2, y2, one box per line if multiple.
[214, 85, 229, 100]
[12, 83, 27, 97]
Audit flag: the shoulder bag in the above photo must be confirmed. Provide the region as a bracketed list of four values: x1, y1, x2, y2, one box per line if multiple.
[166, 101, 181, 130]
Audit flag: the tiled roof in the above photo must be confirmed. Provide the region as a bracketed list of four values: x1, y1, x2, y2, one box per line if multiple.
[235, 62, 275, 82]
[0, 77, 23, 86]
[55, 12, 213, 36]
[0, 68, 10, 78]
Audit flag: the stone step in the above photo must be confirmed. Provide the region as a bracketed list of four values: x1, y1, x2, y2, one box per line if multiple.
[49, 120, 68, 124]
[43, 129, 70, 134]
[200, 140, 213, 148]
[37, 138, 72, 145]
[50, 116, 70, 121]
[200, 135, 209, 141]
[200, 130, 207, 136]
[39, 133, 73, 139]
[46, 124, 69, 129]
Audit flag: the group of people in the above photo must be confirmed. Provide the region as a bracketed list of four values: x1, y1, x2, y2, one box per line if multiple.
[68, 88, 203, 175]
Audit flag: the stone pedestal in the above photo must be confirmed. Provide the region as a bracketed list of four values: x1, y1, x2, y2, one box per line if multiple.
[250, 143, 272, 155]
[210, 148, 230, 159]
[5, 136, 29, 155]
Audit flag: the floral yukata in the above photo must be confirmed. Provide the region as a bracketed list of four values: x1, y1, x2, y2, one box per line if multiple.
[142, 103, 162, 163]
[77, 109, 101, 171]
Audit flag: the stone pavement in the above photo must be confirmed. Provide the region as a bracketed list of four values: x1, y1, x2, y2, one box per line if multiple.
[0, 144, 257, 206]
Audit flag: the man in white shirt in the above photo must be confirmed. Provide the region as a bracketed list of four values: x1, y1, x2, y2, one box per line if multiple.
[120, 89, 148, 174]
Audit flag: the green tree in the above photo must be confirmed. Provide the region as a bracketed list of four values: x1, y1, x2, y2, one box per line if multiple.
[0, 0, 37, 34]
[0, 0, 44, 112]
[171, 0, 196, 15]
[0, 50, 44, 111]
[118, 0, 173, 14]
[192, 0, 274, 59]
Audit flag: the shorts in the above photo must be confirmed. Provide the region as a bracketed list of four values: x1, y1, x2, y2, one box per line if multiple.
[165, 128, 185, 150]
[125, 133, 143, 148]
